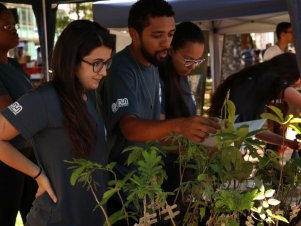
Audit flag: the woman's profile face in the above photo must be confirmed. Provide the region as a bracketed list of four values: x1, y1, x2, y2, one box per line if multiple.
[0, 11, 19, 50]
[76, 45, 112, 90]
[170, 41, 205, 76]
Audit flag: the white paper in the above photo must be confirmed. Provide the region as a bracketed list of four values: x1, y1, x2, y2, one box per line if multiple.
[202, 119, 266, 147]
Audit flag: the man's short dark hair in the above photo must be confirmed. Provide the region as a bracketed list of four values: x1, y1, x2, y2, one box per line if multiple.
[128, 0, 175, 35]
[276, 22, 291, 39]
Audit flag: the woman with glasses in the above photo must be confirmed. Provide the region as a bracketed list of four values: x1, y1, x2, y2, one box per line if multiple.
[0, 3, 37, 226]
[0, 19, 115, 226]
[159, 21, 206, 119]
[158, 21, 207, 225]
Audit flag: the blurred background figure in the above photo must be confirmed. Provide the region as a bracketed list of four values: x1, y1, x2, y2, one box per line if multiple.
[0, 3, 37, 226]
[209, 53, 301, 152]
[35, 46, 42, 67]
[263, 22, 293, 61]
[14, 43, 31, 66]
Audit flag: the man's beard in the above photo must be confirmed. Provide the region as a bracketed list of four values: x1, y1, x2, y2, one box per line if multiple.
[141, 45, 168, 66]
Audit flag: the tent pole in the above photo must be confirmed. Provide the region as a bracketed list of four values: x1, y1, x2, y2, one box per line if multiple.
[287, 0, 301, 73]
[42, 0, 50, 82]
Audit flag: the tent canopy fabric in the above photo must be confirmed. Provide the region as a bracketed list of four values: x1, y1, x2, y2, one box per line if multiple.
[93, 0, 288, 32]
[0, 0, 300, 85]
[93, 0, 295, 88]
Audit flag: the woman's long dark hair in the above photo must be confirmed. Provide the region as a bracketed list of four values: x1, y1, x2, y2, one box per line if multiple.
[208, 52, 300, 122]
[51, 20, 115, 157]
[159, 21, 204, 118]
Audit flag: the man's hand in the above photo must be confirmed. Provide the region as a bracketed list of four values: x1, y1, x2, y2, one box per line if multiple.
[178, 116, 220, 143]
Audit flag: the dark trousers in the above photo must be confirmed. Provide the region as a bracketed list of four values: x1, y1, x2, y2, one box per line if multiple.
[0, 148, 38, 226]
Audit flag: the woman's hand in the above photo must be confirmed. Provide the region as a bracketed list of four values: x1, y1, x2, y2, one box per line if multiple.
[35, 172, 57, 203]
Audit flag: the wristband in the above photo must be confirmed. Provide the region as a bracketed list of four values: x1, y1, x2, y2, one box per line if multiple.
[33, 166, 42, 180]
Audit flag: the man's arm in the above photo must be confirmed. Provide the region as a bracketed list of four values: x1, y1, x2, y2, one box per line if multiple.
[256, 130, 299, 150]
[120, 115, 220, 143]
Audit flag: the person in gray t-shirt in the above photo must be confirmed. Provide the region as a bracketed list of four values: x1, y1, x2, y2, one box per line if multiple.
[0, 4, 36, 226]
[0, 20, 115, 226]
[100, 1, 220, 224]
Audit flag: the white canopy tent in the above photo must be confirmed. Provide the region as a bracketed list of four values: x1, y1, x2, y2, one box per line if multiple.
[93, 0, 292, 88]
[2, 0, 300, 86]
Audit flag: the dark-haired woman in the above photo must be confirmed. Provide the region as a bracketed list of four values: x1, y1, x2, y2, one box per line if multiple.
[0, 20, 115, 226]
[209, 52, 301, 150]
[159, 21, 206, 120]
[0, 3, 37, 226]
[159, 21, 209, 224]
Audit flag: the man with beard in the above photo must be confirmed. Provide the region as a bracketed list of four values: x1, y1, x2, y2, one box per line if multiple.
[100, 0, 220, 224]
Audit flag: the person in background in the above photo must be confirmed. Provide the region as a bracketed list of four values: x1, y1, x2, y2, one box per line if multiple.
[159, 21, 205, 120]
[263, 22, 293, 61]
[36, 46, 42, 67]
[0, 19, 114, 226]
[158, 21, 207, 224]
[100, 0, 220, 224]
[209, 53, 301, 151]
[0, 3, 37, 226]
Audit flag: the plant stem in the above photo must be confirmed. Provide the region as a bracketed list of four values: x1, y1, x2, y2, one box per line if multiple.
[88, 182, 111, 226]
[110, 170, 130, 226]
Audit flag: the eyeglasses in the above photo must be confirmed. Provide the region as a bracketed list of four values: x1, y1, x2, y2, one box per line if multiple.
[2, 24, 19, 32]
[184, 58, 206, 67]
[177, 51, 206, 67]
[81, 58, 112, 73]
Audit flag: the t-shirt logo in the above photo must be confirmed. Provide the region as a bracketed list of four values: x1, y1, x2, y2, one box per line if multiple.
[8, 102, 23, 115]
[112, 98, 129, 113]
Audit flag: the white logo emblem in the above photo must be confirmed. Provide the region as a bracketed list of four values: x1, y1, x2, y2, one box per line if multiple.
[111, 98, 129, 113]
[8, 102, 23, 115]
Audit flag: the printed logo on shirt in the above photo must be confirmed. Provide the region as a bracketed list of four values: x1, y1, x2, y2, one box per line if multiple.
[8, 102, 23, 115]
[112, 98, 129, 113]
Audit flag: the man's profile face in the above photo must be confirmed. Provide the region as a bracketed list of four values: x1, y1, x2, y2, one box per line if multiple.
[138, 16, 175, 65]
[282, 27, 293, 44]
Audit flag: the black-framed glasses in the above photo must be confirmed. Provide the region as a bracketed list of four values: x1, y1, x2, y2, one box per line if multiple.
[2, 24, 19, 32]
[81, 58, 112, 73]
[177, 51, 205, 67]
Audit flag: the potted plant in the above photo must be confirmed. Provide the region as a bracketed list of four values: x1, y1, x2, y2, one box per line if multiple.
[66, 96, 301, 225]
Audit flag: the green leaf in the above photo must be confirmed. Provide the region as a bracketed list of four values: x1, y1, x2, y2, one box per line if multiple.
[197, 174, 208, 181]
[266, 105, 284, 121]
[290, 117, 301, 124]
[266, 209, 273, 216]
[267, 198, 280, 206]
[264, 189, 275, 198]
[262, 200, 269, 208]
[283, 114, 294, 125]
[273, 214, 289, 223]
[200, 207, 206, 220]
[99, 188, 118, 205]
[253, 192, 265, 200]
[70, 166, 85, 186]
[289, 124, 301, 134]
[260, 113, 282, 124]
[236, 125, 249, 138]
[259, 213, 266, 220]
[103, 210, 125, 226]
[227, 99, 236, 122]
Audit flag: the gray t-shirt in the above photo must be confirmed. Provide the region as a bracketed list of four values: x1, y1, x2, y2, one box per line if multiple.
[2, 83, 108, 226]
[0, 58, 33, 149]
[0, 58, 32, 100]
[160, 76, 196, 116]
[100, 46, 160, 165]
